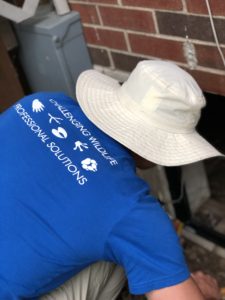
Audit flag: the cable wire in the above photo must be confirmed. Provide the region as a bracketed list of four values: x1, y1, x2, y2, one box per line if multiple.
[205, 0, 225, 67]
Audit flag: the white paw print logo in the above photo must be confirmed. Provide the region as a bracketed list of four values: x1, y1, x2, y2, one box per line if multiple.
[32, 99, 45, 113]
[52, 127, 68, 139]
[81, 158, 98, 172]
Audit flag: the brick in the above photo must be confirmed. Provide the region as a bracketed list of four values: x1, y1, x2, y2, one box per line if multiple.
[122, 0, 183, 10]
[87, 0, 118, 3]
[70, 0, 117, 3]
[84, 26, 127, 50]
[195, 44, 225, 70]
[186, 0, 225, 16]
[111, 52, 144, 72]
[156, 12, 225, 44]
[70, 3, 100, 24]
[99, 6, 155, 33]
[129, 34, 185, 62]
[88, 47, 110, 66]
[83, 26, 96, 43]
[187, 69, 225, 96]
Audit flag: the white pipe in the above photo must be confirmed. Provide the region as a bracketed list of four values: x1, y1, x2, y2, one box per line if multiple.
[0, 0, 70, 23]
[52, 0, 70, 15]
[0, 0, 40, 23]
[23, 0, 40, 14]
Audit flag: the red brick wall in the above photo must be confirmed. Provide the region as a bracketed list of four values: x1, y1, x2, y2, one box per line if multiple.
[69, 0, 225, 96]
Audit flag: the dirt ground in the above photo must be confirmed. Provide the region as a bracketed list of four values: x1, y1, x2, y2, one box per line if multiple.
[118, 158, 225, 300]
[117, 238, 225, 300]
[205, 158, 225, 205]
[184, 239, 225, 286]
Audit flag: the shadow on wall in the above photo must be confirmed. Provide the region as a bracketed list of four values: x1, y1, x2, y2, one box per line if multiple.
[198, 92, 225, 153]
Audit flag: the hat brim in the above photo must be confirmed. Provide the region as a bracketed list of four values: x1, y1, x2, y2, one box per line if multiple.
[76, 70, 223, 166]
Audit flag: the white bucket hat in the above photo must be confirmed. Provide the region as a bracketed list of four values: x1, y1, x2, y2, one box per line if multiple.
[76, 60, 223, 166]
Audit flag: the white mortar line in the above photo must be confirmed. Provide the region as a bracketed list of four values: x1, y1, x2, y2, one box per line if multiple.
[69, 0, 119, 7]
[181, 0, 188, 13]
[88, 43, 225, 75]
[110, 4, 225, 18]
[107, 49, 115, 69]
[69, 0, 225, 18]
[87, 44, 158, 60]
[152, 10, 159, 34]
[124, 31, 131, 52]
[94, 64, 129, 81]
[93, 62, 225, 87]
[84, 23, 225, 46]
[95, 4, 103, 26]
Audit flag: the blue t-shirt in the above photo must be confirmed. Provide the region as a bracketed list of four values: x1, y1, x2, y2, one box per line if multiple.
[0, 93, 190, 299]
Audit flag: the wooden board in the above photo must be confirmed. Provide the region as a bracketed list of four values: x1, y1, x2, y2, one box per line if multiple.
[0, 37, 24, 112]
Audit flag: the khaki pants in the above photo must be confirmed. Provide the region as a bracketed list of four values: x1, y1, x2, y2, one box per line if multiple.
[41, 262, 126, 300]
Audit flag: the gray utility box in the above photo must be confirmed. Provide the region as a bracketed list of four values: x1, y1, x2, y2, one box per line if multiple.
[14, 9, 92, 99]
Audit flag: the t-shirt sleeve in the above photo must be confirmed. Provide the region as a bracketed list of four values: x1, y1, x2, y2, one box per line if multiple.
[104, 195, 190, 295]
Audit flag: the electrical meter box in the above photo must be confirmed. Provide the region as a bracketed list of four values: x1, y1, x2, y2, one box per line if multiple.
[14, 9, 92, 99]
